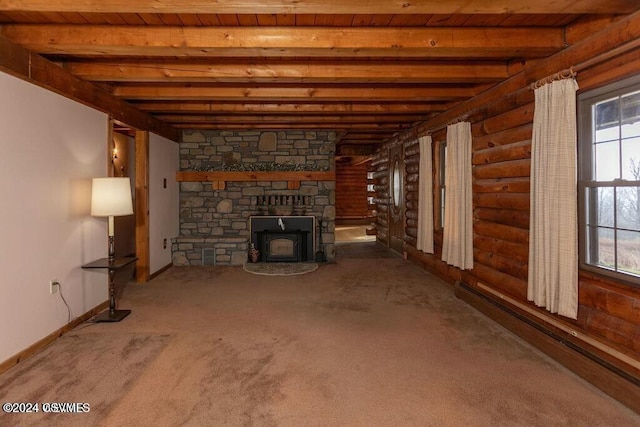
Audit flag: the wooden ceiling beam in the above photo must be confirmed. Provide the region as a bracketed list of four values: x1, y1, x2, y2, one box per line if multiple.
[63, 60, 510, 84]
[156, 114, 426, 123]
[0, 35, 179, 141]
[414, 9, 640, 137]
[171, 123, 410, 130]
[337, 141, 383, 148]
[113, 85, 484, 101]
[340, 132, 398, 139]
[1, 0, 636, 15]
[1, 25, 565, 58]
[133, 102, 448, 114]
[336, 145, 376, 156]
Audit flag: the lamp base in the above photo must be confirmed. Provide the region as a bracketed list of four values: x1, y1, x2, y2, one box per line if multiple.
[93, 309, 131, 323]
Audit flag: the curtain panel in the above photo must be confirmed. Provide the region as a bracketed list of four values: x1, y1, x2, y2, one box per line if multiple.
[441, 122, 473, 270]
[528, 78, 579, 319]
[417, 135, 434, 253]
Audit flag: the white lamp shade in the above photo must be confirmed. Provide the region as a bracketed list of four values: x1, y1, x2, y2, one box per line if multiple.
[91, 177, 134, 217]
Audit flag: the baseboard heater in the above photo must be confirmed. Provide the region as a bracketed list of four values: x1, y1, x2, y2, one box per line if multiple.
[454, 281, 640, 413]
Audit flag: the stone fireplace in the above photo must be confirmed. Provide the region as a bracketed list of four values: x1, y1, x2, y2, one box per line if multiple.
[172, 130, 336, 266]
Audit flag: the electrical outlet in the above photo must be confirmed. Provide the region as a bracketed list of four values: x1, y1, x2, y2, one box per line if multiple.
[50, 280, 59, 295]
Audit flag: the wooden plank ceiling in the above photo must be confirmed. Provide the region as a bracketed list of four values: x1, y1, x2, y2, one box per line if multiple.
[1, 1, 638, 149]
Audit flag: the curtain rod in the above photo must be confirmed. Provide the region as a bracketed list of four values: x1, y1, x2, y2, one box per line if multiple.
[416, 66, 576, 137]
[528, 66, 577, 90]
[414, 114, 470, 137]
[446, 115, 470, 126]
[385, 36, 640, 146]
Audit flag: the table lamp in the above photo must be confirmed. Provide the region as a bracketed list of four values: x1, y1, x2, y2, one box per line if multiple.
[91, 177, 134, 261]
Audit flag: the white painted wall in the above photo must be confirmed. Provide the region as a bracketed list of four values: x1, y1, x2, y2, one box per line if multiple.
[0, 72, 109, 363]
[149, 133, 179, 274]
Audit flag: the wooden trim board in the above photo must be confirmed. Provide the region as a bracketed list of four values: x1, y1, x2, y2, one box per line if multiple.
[454, 281, 640, 414]
[0, 301, 109, 376]
[176, 170, 335, 182]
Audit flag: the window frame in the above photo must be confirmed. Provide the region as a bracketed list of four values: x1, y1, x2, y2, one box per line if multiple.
[434, 139, 447, 231]
[440, 141, 447, 229]
[577, 74, 640, 287]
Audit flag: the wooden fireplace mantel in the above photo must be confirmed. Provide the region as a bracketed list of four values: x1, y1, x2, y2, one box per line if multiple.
[176, 170, 335, 190]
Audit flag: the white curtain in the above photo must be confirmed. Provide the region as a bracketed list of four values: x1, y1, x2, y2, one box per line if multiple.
[442, 122, 473, 270]
[417, 135, 434, 253]
[528, 78, 579, 319]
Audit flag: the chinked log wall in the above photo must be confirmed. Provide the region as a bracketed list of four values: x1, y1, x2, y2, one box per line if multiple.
[335, 160, 370, 222]
[375, 12, 640, 411]
[404, 138, 420, 246]
[371, 150, 389, 245]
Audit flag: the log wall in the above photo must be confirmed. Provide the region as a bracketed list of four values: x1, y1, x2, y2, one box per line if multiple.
[403, 138, 419, 247]
[371, 149, 389, 245]
[336, 160, 370, 221]
[375, 13, 640, 397]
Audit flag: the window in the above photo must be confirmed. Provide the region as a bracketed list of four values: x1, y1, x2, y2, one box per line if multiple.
[439, 141, 447, 228]
[389, 150, 403, 224]
[392, 159, 401, 209]
[578, 75, 640, 285]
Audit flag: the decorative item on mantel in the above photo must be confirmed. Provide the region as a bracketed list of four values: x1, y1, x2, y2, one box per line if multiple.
[254, 194, 310, 216]
[187, 160, 326, 172]
[249, 243, 260, 263]
[176, 164, 335, 192]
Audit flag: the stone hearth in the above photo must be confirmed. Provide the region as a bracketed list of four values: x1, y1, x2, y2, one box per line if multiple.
[173, 130, 336, 266]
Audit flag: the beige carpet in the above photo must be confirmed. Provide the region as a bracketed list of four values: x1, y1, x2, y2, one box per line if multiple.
[1, 241, 638, 426]
[0, 333, 169, 425]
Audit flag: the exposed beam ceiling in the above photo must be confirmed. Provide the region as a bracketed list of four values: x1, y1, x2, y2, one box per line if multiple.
[0, 0, 637, 15]
[0, 1, 638, 147]
[131, 102, 448, 114]
[111, 85, 485, 101]
[0, 35, 178, 141]
[62, 60, 511, 84]
[0, 26, 565, 58]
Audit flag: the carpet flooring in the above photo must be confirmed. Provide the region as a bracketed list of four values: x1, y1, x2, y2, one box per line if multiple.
[0, 333, 170, 425]
[1, 239, 638, 426]
[243, 262, 319, 276]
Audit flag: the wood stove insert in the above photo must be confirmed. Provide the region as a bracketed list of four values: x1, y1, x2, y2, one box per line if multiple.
[250, 216, 315, 262]
[257, 229, 309, 262]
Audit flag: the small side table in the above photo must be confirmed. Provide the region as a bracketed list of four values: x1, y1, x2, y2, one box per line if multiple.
[82, 256, 137, 322]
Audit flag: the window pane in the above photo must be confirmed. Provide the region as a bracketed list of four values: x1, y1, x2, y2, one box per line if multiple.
[439, 144, 447, 182]
[392, 160, 401, 208]
[441, 188, 445, 221]
[592, 227, 615, 270]
[622, 122, 640, 139]
[621, 137, 640, 180]
[587, 187, 614, 227]
[617, 230, 640, 277]
[594, 141, 620, 181]
[621, 90, 640, 138]
[617, 186, 640, 231]
[439, 142, 446, 228]
[595, 97, 620, 136]
[595, 125, 620, 143]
